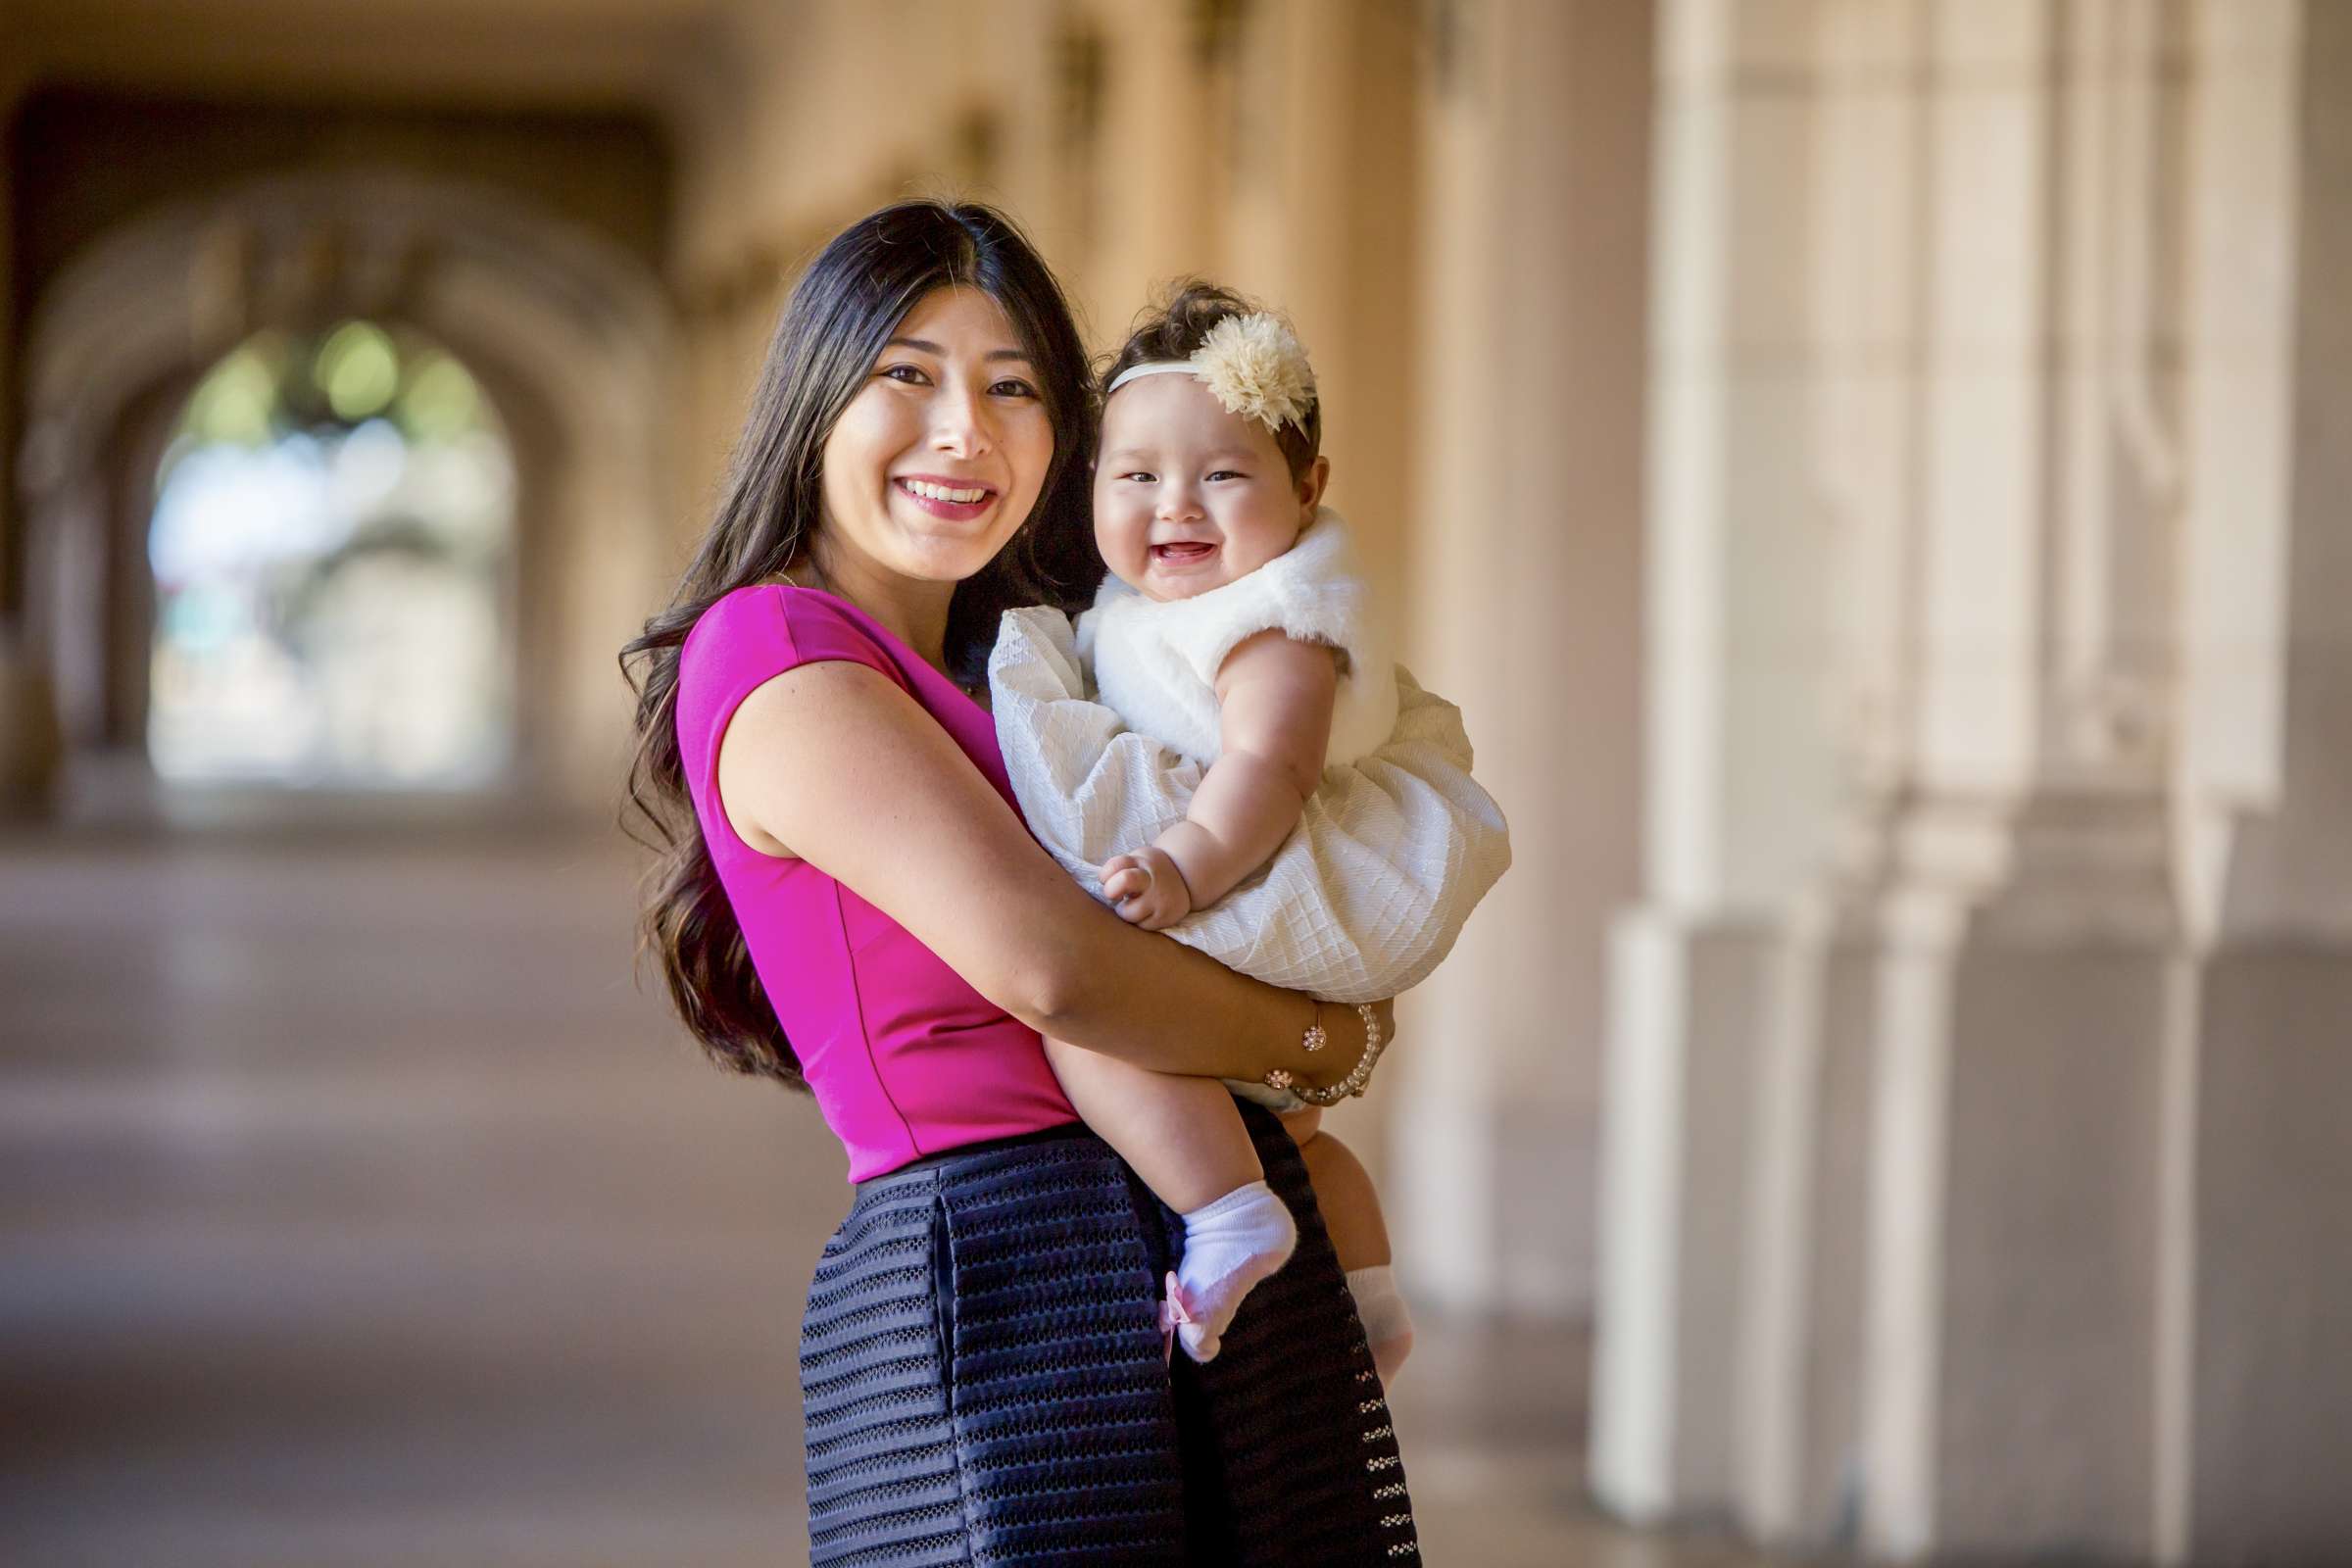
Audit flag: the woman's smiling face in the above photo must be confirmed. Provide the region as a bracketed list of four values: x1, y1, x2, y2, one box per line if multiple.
[1094, 372, 1324, 602]
[816, 285, 1054, 591]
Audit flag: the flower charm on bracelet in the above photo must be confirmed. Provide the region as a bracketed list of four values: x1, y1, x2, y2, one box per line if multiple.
[1271, 1003, 1388, 1107]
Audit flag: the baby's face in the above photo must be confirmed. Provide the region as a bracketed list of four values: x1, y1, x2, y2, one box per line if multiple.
[1093, 374, 1315, 602]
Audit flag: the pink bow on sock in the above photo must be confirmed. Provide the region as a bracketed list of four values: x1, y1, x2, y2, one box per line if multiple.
[1161, 1271, 1220, 1363]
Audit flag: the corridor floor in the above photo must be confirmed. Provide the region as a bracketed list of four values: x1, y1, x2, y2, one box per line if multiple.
[0, 827, 1769, 1566]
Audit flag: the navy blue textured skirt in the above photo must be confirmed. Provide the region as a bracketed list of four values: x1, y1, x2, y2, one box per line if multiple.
[799, 1103, 1418, 1564]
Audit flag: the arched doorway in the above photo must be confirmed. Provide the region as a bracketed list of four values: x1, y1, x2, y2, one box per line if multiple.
[16, 167, 675, 816]
[147, 324, 516, 789]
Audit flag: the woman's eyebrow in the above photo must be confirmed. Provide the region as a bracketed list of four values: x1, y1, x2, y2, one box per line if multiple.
[885, 336, 1034, 364]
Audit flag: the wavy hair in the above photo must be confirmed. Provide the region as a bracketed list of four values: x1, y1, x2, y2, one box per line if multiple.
[620, 201, 1101, 1088]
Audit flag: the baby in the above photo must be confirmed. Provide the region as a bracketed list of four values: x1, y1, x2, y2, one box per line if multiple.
[1038, 285, 1413, 1374]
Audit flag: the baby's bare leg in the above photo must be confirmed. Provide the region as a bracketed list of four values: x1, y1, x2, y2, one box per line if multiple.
[1044, 1037, 1262, 1209]
[1287, 1117, 1414, 1381]
[1285, 1118, 1391, 1273]
[1043, 1038, 1297, 1364]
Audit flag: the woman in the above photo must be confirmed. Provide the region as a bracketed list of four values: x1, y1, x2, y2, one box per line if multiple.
[621, 201, 1417, 1564]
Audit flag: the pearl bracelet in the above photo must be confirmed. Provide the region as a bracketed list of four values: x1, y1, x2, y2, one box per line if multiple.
[1263, 1002, 1387, 1106]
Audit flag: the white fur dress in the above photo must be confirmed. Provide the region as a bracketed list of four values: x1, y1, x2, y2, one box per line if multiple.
[989, 509, 1510, 1070]
[1078, 510, 1400, 773]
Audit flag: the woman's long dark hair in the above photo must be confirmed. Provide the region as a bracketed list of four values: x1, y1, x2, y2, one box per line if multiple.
[620, 200, 1101, 1088]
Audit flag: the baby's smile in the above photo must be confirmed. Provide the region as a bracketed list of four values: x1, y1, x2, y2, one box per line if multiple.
[1150, 540, 1219, 567]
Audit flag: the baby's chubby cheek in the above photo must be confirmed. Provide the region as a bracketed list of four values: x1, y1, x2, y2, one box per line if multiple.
[1095, 513, 1153, 589]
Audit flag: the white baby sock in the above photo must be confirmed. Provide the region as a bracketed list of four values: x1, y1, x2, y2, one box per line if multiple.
[1166, 1181, 1298, 1363]
[1347, 1264, 1415, 1382]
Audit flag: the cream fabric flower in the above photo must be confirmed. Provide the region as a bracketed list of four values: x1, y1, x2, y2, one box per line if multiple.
[1191, 314, 1316, 433]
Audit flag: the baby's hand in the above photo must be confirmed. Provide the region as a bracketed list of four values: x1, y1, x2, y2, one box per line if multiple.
[1101, 846, 1194, 930]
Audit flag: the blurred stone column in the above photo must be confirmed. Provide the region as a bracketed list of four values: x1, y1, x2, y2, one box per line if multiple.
[1389, 0, 1651, 1329]
[0, 110, 14, 616]
[1588, 0, 1837, 1524]
[2168, 1, 2352, 1558]
[1734, 0, 1931, 1544]
[1782, 4, 2188, 1558]
[1221, 0, 1422, 628]
[1082, 0, 1222, 334]
[0, 122, 55, 812]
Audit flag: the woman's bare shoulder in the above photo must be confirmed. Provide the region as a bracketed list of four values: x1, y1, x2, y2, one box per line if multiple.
[717, 658, 926, 858]
[715, 652, 1109, 1035]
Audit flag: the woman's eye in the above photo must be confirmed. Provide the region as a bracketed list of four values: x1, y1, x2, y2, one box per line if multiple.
[879, 364, 931, 385]
[990, 377, 1040, 399]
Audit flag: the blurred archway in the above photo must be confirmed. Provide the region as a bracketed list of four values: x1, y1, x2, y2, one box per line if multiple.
[148, 324, 516, 788]
[18, 163, 673, 816]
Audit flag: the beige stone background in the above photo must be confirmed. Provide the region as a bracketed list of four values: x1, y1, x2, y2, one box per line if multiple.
[1, 2, 2346, 1565]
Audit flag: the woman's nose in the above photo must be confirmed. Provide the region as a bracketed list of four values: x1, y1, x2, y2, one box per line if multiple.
[928, 382, 994, 457]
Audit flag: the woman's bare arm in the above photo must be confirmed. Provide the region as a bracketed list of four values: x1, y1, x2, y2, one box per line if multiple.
[715, 660, 1378, 1087]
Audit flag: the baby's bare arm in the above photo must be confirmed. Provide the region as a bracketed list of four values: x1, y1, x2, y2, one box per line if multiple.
[1152, 629, 1339, 910]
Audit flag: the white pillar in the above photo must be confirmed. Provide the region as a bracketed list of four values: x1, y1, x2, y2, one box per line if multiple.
[1079, 0, 1220, 336]
[1391, 0, 1652, 1328]
[1735, 2, 1930, 1541]
[1829, 4, 2186, 1557]
[1590, 0, 1836, 1523]
[2168, 2, 2352, 1559]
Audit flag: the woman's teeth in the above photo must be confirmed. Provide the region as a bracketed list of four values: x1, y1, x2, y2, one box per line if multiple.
[903, 479, 990, 504]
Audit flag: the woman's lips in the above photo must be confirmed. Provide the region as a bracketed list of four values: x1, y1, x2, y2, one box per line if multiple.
[895, 476, 997, 522]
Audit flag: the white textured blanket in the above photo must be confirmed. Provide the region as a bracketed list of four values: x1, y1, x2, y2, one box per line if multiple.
[989, 606, 1511, 1004]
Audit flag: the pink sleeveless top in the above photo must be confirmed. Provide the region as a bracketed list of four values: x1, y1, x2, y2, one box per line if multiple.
[675, 584, 1078, 1180]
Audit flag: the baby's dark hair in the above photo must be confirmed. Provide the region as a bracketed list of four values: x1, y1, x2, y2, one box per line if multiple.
[1102, 281, 1323, 482]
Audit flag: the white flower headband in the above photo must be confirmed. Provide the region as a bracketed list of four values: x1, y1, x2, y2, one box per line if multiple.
[1104, 312, 1317, 434]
